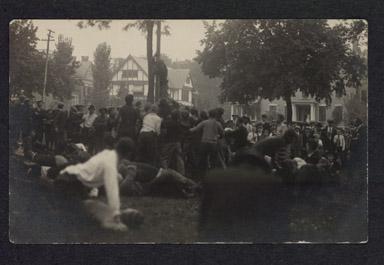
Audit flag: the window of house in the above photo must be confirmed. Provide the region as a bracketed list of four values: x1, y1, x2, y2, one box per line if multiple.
[361, 89, 367, 103]
[120, 83, 128, 91]
[181, 90, 189, 102]
[110, 86, 118, 96]
[171, 89, 178, 100]
[122, 69, 138, 78]
[71, 94, 79, 105]
[131, 85, 143, 93]
[319, 106, 326, 122]
[133, 91, 144, 98]
[234, 104, 242, 116]
[333, 106, 343, 123]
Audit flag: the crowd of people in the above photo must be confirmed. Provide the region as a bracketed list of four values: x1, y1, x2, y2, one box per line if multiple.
[9, 93, 367, 234]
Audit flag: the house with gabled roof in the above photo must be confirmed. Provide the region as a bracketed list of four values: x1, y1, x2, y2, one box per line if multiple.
[109, 55, 196, 106]
[109, 55, 149, 104]
[167, 68, 195, 106]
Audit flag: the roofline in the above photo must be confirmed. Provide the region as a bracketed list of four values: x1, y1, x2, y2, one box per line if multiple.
[111, 56, 129, 76]
[129, 55, 148, 77]
[112, 55, 149, 78]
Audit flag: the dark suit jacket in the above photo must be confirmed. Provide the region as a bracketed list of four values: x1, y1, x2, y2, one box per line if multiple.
[54, 110, 68, 131]
[321, 126, 337, 151]
[118, 104, 139, 136]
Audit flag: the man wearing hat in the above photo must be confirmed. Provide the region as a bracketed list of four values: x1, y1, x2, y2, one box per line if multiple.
[81, 105, 98, 152]
[260, 114, 271, 132]
[321, 119, 337, 154]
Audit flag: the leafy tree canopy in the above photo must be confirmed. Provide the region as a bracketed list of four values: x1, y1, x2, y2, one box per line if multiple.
[196, 19, 367, 122]
[47, 35, 78, 100]
[9, 20, 45, 97]
[92, 42, 112, 108]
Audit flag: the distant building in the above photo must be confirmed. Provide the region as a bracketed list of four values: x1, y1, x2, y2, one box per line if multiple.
[222, 81, 367, 124]
[223, 48, 367, 124]
[110, 55, 149, 104]
[29, 56, 93, 108]
[72, 56, 93, 105]
[109, 55, 196, 106]
[168, 68, 195, 107]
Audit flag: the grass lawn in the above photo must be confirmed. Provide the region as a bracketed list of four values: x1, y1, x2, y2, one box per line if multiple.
[9, 156, 367, 243]
[10, 156, 200, 243]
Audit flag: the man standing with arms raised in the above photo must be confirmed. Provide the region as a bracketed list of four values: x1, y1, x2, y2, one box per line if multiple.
[190, 109, 224, 177]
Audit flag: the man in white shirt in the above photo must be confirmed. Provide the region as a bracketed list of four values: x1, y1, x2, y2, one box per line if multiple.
[333, 128, 346, 166]
[243, 117, 253, 134]
[81, 105, 98, 129]
[140, 105, 162, 134]
[136, 104, 162, 166]
[333, 129, 346, 152]
[247, 126, 258, 145]
[59, 137, 139, 231]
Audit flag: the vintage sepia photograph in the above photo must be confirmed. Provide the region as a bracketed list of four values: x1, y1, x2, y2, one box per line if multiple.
[9, 19, 367, 243]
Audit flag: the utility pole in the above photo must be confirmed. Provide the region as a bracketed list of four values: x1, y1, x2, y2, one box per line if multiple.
[41, 29, 55, 106]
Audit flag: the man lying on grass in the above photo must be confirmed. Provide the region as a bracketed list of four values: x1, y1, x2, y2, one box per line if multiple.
[29, 137, 197, 230]
[118, 160, 199, 198]
[58, 137, 143, 231]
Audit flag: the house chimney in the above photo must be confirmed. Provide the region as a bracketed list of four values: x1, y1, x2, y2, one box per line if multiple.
[81, 56, 89, 62]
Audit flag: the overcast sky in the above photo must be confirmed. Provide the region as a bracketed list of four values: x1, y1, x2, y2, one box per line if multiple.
[32, 19, 365, 62]
[33, 20, 213, 62]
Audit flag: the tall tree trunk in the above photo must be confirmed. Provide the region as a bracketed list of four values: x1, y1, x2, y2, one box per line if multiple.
[156, 21, 161, 55]
[146, 21, 155, 103]
[155, 21, 161, 102]
[285, 95, 292, 124]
